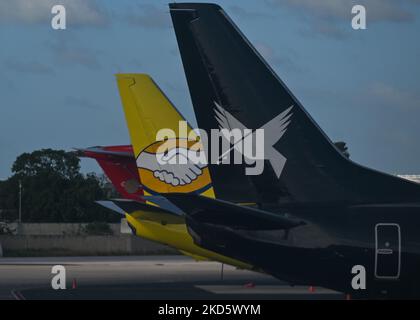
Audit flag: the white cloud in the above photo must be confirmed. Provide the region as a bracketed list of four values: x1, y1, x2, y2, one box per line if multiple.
[255, 42, 300, 71]
[0, 0, 109, 27]
[268, 0, 417, 22]
[48, 37, 101, 69]
[124, 4, 171, 29]
[266, 0, 420, 38]
[368, 82, 420, 110]
[229, 5, 273, 20]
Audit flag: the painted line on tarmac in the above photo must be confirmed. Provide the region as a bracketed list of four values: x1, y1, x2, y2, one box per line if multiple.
[196, 285, 341, 295]
[11, 290, 26, 300]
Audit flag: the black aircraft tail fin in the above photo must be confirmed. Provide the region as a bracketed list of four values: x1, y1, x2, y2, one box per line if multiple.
[170, 3, 420, 204]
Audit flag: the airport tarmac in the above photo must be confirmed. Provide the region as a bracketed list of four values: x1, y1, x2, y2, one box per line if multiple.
[0, 255, 344, 300]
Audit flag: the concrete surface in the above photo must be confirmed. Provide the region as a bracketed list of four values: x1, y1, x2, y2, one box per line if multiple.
[0, 255, 344, 300]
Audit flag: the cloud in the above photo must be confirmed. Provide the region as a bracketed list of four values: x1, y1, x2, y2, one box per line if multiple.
[254, 43, 301, 71]
[48, 36, 100, 70]
[229, 5, 273, 20]
[268, 0, 416, 22]
[0, 0, 109, 27]
[266, 0, 420, 38]
[64, 96, 101, 110]
[303, 20, 350, 39]
[3, 59, 54, 75]
[53, 46, 100, 69]
[124, 4, 171, 29]
[367, 82, 420, 110]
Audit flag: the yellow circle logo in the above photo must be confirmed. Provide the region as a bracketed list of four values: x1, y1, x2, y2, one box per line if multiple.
[137, 138, 212, 194]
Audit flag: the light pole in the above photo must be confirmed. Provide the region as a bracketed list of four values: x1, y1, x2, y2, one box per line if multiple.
[18, 180, 22, 224]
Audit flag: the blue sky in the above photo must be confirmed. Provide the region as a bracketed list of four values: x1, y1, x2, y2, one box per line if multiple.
[1, 0, 419, 179]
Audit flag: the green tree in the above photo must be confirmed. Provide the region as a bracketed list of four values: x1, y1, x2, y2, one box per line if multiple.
[0, 149, 119, 223]
[334, 141, 350, 158]
[12, 149, 80, 180]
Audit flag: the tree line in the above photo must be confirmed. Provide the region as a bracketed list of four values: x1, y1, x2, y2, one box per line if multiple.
[0, 149, 119, 223]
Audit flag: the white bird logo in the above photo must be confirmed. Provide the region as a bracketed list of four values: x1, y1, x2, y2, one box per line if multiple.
[214, 102, 293, 178]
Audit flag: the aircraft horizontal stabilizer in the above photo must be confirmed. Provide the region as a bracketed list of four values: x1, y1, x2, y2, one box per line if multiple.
[96, 199, 181, 217]
[96, 200, 127, 216]
[141, 195, 184, 216]
[73, 147, 134, 158]
[165, 193, 304, 231]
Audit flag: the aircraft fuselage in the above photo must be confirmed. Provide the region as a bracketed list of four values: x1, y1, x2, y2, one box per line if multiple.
[187, 203, 420, 298]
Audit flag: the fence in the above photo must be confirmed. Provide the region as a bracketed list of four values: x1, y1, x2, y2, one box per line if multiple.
[0, 222, 177, 257]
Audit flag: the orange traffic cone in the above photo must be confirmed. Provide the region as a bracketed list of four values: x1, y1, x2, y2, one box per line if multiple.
[244, 282, 255, 288]
[309, 286, 315, 293]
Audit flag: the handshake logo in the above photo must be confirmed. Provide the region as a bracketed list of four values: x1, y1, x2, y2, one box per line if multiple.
[137, 102, 293, 188]
[137, 143, 206, 187]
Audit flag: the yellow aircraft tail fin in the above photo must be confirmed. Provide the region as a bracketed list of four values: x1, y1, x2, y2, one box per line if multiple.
[116, 74, 214, 197]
